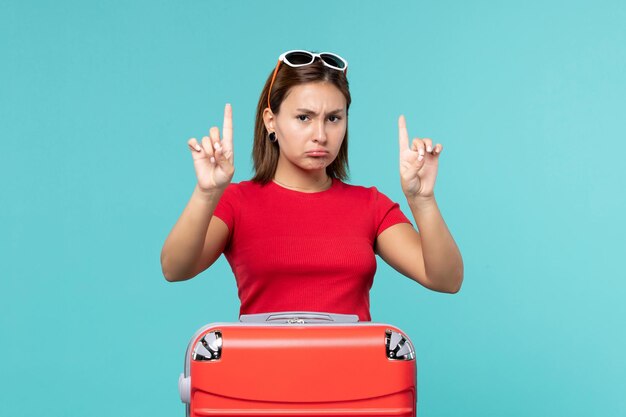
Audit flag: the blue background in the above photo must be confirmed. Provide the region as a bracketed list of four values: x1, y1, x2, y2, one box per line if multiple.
[1, 1, 625, 416]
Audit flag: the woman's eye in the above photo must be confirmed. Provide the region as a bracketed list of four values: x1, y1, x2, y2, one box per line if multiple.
[297, 115, 309, 121]
[328, 115, 341, 122]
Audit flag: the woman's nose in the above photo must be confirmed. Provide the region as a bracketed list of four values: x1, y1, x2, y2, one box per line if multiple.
[312, 120, 327, 143]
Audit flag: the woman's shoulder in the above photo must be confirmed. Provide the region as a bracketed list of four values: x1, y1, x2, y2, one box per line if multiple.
[222, 180, 271, 197]
[333, 180, 400, 207]
[224, 180, 265, 190]
[336, 180, 386, 197]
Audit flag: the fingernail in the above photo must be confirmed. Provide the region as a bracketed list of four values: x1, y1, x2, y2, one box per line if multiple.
[214, 142, 221, 150]
[195, 145, 201, 152]
[418, 155, 424, 161]
[427, 146, 432, 153]
[210, 157, 216, 163]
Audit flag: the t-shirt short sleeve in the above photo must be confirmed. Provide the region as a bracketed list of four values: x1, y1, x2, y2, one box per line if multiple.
[213, 183, 238, 232]
[373, 188, 412, 236]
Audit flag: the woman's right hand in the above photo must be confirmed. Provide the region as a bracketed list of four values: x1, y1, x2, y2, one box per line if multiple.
[187, 103, 235, 192]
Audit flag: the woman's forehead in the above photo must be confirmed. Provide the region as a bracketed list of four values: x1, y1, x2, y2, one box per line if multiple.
[282, 82, 346, 109]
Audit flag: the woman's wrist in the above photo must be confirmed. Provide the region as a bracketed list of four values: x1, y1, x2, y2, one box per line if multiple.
[406, 194, 437, 212]
[194, 184, 226, 202]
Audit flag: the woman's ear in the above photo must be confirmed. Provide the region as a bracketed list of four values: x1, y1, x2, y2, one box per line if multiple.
[262, 108, 275, 132]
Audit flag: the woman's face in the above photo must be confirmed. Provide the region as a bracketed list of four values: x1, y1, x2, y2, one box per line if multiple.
[265, 82, 347, 174]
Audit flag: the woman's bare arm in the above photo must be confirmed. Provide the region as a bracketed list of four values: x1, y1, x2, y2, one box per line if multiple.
[375, 197, 463, 293]
[160, 186, 230, 282]
[380, 115, 463, 292]
[161, 103, 235, 282]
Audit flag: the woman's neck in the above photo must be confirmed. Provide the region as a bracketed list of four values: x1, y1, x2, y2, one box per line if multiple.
[273, 164, 332, 193]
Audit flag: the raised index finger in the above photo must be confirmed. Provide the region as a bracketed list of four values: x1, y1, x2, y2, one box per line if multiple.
[398, 114, 410, 151]
[222, 103, 233, 150]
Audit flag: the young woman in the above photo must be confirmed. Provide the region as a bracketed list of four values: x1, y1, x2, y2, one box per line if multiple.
[161, 50, 463, 321]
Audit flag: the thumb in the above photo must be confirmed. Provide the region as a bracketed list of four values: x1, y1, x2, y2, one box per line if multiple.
[410, 138, 427, 170]
[213, 144, 234, 173]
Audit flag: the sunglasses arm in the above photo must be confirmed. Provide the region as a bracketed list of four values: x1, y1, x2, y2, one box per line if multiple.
[267, 60, 283, 112]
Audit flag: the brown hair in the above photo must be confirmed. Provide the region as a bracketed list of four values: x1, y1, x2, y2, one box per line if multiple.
[252, 58, 352, 183]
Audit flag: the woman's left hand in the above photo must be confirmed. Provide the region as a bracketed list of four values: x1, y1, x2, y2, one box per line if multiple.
[398, 115, 443, 199]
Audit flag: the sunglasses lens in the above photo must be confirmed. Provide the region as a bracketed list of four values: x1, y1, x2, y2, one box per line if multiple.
[320, 53, 346, 70]
[284, 51, 314, 66]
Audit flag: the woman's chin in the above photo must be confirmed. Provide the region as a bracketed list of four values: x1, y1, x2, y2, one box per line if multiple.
[303, 162, 330, 171]
[302, 157, 334, 170]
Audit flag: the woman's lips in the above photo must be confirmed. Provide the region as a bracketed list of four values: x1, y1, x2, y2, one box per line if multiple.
[305, 150, 329, 157]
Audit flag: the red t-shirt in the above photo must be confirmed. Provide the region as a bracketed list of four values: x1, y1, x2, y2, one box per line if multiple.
[213, 178, 411, 321]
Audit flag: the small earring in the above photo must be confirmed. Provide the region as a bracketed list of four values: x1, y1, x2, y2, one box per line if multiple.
[269, 132, 277, 143]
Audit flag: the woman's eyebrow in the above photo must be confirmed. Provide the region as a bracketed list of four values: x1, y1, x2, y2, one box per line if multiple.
[296, 108, 346, 115]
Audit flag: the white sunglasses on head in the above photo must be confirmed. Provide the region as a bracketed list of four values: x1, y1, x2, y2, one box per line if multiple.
[267, 50, 349, 111]
[278, 50, 348, 71]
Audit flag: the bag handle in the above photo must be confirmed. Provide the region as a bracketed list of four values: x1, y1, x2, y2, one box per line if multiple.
[239, 311, 359, 324]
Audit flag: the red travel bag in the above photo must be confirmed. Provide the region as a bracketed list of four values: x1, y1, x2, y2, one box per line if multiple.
[179, 312, 417, 417]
